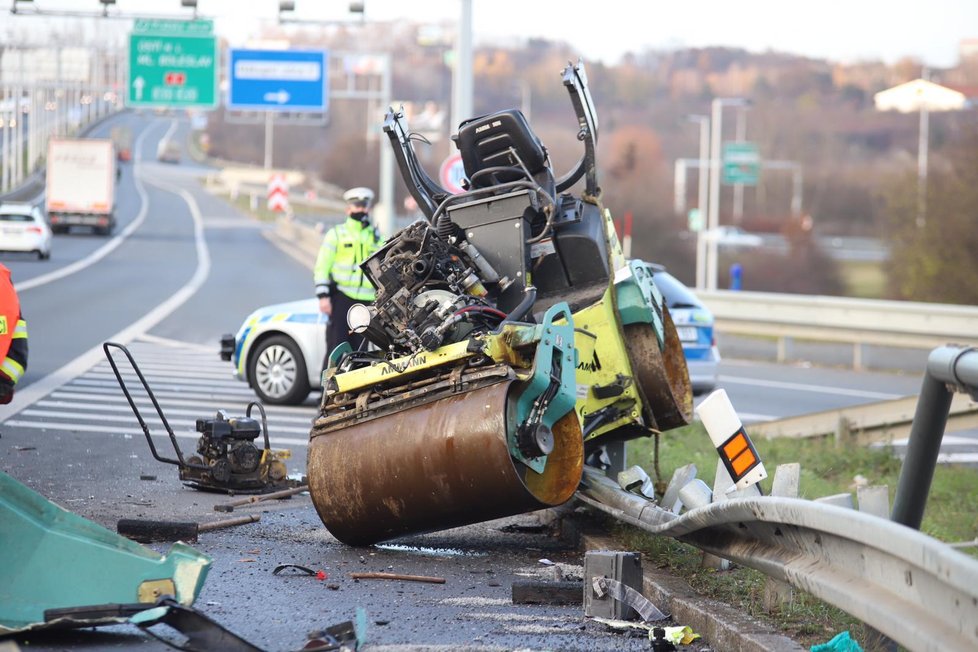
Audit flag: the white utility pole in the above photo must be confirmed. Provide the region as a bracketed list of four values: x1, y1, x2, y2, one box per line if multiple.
[687, 115, 710, 290]
[451, 0, 473, 133]
[732, 107, 747, 222]
[916, 77, 930, 228]
[707, 97, 749, 291]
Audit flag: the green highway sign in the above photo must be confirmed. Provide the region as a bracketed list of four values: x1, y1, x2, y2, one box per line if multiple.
[722, 141, 761, 186]
[127, 19, 217, 109]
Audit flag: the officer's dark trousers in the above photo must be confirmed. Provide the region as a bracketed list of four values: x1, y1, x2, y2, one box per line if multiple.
[323, 291, 368, 371]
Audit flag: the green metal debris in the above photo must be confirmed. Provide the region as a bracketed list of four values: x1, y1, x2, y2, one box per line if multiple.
[0, 470, 211, 635]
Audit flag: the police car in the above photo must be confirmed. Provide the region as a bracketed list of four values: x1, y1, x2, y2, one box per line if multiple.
[643, 263, 720, 395]
[220, 299, 327, 405]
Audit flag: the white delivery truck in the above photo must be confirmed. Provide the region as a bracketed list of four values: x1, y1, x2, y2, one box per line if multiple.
[45, 138, 117, 236]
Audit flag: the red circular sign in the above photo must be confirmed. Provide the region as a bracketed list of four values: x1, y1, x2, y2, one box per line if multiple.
[439, 153, 467, 194]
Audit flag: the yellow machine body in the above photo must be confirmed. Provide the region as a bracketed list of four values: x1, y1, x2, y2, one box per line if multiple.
[306, 62, 691, 546]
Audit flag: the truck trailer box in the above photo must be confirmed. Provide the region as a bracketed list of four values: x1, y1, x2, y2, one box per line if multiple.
[45, 138, 117, 235]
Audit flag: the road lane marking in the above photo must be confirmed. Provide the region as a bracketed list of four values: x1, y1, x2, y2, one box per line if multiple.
[0, 168, 211, 422]
[49, 388, 317, 414]
[718, 374, 903, 400]
[17, 408, 313, 435]
[35, 399, 315, 424]
[76, 374, 251, 389]
[139, 332, 215, 352]
[2, 420, 308, 447]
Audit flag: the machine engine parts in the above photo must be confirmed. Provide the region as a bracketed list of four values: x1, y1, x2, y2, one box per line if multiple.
[104, 342, 293, 494]
[307, 61, 692, 546]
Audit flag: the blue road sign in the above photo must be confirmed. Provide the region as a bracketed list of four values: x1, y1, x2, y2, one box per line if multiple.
[227, 49, 328, 112]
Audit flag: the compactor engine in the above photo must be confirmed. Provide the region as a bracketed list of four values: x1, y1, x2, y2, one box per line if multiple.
[307, 62, 691, 545]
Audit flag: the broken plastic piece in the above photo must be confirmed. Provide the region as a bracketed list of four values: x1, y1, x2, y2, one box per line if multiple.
[0, 471, 210, 635]
[273, 564, 318, 577]
[810, 631, 864, 652]
[131, 599, 264, 652]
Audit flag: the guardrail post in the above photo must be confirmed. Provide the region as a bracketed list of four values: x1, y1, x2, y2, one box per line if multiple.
[763, 463, 799, 613]
[834, 415, 852, 448]
[853, 341, 865, 371]
[776, 336, 793, 363]
[892, 345, 978, 529]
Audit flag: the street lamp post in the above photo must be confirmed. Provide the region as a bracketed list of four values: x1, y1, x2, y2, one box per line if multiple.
[687, 115, 709, 290]
[707, 97, 750, 291]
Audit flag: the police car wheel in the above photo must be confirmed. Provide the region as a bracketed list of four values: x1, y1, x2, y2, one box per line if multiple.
[248, 335, 311, 405]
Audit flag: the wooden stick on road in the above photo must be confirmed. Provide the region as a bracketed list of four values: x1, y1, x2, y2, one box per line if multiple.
[349, 572, 446, 584]
[214, 485, 309, 512]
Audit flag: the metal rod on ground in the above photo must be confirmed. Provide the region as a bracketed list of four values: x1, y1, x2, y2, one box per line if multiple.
[214, 485, 308, 512]
[892, 345, 978, 529]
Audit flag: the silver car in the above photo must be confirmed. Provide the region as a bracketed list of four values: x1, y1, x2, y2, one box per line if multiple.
[221, 299, 326, 405]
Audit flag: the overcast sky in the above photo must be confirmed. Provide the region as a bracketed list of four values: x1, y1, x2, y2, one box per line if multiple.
[7, 0, 977, 68]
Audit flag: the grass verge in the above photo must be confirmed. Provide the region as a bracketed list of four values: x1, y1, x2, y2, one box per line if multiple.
[838, 259, 887, 298]
[615, 422, 978, 650]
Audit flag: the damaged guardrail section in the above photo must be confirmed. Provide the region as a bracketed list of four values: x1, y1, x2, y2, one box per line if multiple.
[578, 469, 978, 652]
[578, 345, 978, 652]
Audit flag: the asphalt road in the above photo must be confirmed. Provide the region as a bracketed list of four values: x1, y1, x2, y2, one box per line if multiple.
[0, 114, 966, 651]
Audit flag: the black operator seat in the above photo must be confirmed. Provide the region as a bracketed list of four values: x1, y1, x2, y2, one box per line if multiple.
[453, 109, 556, 201]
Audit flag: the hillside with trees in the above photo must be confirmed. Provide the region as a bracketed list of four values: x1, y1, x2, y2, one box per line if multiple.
[204, 21, 978, 303]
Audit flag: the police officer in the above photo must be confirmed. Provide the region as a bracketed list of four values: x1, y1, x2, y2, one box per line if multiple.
[0, 264, 28, 405]
[314, 187, 382, 366]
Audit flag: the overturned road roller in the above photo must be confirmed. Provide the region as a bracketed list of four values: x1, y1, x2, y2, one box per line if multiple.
[308, 61, 692, 546]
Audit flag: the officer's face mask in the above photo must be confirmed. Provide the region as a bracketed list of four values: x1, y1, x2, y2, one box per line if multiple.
[350, 210, 369, 223]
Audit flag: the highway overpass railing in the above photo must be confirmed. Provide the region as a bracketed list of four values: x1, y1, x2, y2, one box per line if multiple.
[698, 289, 978, 369]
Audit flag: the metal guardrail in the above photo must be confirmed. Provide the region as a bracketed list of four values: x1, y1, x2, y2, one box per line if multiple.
[749, 393, 978, 444]
[579, 468, 978, 652]
[262, 224, 976, 369]
[699, 289, 978, 369]
[580, 345, 978, 652]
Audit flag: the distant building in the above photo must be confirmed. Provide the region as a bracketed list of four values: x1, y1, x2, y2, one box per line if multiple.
[960, 38, 978, 61]
[873, 79, 969, 113]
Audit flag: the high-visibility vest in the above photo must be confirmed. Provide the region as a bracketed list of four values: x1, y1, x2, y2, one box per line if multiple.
[0, 264, 27, 385]
[314, 217, 381, 302]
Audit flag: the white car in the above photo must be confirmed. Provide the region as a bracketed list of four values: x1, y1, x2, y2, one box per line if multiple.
[0, 202, 52, 260]
[711, 225, 763, 248]
[220, 299, 327, 405]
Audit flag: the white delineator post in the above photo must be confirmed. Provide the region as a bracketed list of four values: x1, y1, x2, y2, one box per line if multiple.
[696, 388, 767, 491]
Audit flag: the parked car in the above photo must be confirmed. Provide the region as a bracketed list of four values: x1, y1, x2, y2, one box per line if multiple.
[221, 299, 326, 405]
[711, 225, 763, 248]
[643, 263, 720, 395]
[0, 202, 52, 260]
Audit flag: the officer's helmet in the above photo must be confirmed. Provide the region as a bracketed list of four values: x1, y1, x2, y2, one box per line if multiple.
[343, 187, 375, 209]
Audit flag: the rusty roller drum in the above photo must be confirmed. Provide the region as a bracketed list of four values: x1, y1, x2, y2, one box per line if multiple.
[625, 307, 693, 431]
[307, 380, 583, 546]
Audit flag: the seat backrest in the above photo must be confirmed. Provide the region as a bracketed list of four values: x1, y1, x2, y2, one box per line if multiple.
[454, 109, 550, 190]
